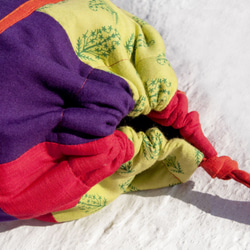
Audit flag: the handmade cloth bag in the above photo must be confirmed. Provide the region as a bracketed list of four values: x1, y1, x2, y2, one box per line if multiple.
[0, 0, 249, 223]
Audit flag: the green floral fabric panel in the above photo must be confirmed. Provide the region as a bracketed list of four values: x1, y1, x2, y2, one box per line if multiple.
[38, 0, 178, 116]
[89, 0, 119, 24]
[77, 194, 107, 214]
[75, 26, 121, 61]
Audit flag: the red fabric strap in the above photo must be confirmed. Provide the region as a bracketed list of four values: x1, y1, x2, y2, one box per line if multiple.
[0, 130, 134, 219]
[200, 156, 250, 188]
[0, 0, 63, 34]
[36, 213, 57, 223]
[147, 90, 217, 159]
[148, 90, 250, 188]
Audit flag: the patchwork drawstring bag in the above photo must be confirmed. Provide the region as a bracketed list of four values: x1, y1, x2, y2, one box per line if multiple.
[0, 0, 249, 223]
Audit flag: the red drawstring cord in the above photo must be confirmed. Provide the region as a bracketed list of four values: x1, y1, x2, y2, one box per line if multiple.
[147, 90, 250, 188]
[200, 156, 250, 188]
[147, 90, 217, 159]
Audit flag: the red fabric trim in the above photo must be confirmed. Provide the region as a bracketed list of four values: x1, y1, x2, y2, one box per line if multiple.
[147, 90, 217, 159]
[0, 0, 63, 34]
[0, 131, 134, 219]
[200, 156, 250, 188]
[36, 213, 58, 223]
[147, 90, 250, 188]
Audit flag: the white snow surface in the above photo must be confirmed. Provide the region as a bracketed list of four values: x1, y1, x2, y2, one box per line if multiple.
[1, 1, 250, 249]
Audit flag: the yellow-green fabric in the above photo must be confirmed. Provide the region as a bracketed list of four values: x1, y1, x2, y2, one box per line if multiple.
[37, 0, 204, 222]
[52, 127, 203, 222]
[38, 0, 178, 116]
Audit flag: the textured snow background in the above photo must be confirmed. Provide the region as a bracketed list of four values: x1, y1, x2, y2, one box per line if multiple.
[1, 0, 250, 249]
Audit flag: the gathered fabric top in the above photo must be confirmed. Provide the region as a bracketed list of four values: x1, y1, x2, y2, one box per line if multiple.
[0, 0, 249, 223]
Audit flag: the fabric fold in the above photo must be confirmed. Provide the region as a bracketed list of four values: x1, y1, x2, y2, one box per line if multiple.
[200, 156, 250, 188]
[0, 131, 134, 220]
[147, 90, 217, 159]
[148, 91, 250, 188]
[0, 8, 134, 163]
[38, 0, 178, 116]
[49, 126, 203, 222]
[1, 0, 249, 224]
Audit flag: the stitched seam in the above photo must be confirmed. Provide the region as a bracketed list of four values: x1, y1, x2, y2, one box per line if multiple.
[76, 58, 130, 95]
[135, 55, 160, 68]
[104, 58, 130, 68]
[75, 67, 95, 96]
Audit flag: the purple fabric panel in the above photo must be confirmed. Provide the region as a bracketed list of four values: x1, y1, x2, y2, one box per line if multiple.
[0, 11, 134, 163]
[0, 208, 18, 222]
[0, 0, 27, 19]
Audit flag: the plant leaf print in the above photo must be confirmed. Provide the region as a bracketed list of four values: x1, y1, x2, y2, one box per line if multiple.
[125, 185, 140, 193]
[119, 177, 134, 192]
[156, 52, 171, 66]
[124, 33, 135, 56]
[142, 130, 163, 160]
[136, 33, 155, 48]
[75, 26, 121, 61]
[124, 32, 155, 57]
[144, 78, 171, 108]
[38, 0, 69, 10]
[195, 149, 204, 166]
[130, 15, 148, 27]
[89, 0, 119, 24]
[77, 194, 107, 213]
[117, 160, 135, 175]
[165, 155, 184, 174]
[129, 95, 146, 116]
